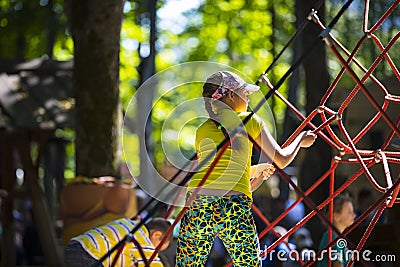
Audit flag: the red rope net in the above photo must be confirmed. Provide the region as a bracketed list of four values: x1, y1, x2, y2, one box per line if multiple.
[221, 1, 399, 266]
[240, 1, 400, 266]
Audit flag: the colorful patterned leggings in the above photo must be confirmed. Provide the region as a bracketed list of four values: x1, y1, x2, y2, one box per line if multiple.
[175, 193, 261, 267]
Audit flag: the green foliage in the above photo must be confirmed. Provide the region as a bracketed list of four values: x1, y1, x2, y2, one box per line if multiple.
[3, 0, 398, 176]
[151, 82, 205, 166]
[120, 18, 142, 109]
[121, 128, 140, 176]
[0, 0, 72, 59]
[54, 128, 76, 179]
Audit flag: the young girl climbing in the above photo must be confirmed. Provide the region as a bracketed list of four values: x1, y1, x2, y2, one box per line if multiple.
[175, 71, 317, 267]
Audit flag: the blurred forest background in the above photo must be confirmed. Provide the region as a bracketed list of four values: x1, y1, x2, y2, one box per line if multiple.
[0, 0, 399, 266]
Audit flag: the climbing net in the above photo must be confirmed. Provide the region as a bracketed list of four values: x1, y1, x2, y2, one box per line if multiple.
[97, 0, 400, 266]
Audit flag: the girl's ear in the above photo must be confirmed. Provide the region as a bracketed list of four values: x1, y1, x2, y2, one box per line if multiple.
[227, 90, 236, 100]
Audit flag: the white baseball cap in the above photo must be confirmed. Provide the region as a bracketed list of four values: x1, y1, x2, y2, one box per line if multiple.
[206, 71, 260, 100]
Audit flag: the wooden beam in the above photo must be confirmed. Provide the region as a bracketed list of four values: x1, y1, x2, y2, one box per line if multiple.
[15, 131, 64, 266]
[0, 131, 16, 267]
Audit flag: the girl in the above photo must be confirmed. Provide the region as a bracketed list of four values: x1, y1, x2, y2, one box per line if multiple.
[318, 194, 356, 267]
[175, 71, 316, 266]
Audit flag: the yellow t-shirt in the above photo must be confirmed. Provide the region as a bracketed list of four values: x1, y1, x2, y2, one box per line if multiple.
[188, 110, 265, 199]
[72, 218, 163, 267]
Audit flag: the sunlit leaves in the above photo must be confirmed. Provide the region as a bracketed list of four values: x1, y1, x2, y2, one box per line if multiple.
[121, 128, 140, 176]
[0, 0, 70, 59]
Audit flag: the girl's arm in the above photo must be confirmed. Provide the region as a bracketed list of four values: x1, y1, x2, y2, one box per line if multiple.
[254, 127, 316, 169]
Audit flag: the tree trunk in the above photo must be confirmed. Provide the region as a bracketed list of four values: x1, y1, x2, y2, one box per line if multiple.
[296, 0, 332, 248]
[0, 133, 16, 267]
[136, 0, 157, 193]
[67, 0, 124, 178]
[46, 0, 56, 59]
[281, 4, 302, 143]
[279, 3, 302, 208]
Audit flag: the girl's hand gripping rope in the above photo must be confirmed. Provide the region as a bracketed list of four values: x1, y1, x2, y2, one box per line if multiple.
[299, 130, 317, 148]
[262, 164, 276, 180]
[250, 163, 276, 191]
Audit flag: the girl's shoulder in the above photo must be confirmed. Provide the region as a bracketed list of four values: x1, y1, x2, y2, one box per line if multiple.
[196, 119, 217, 133]
[238, 111, 252, 117]
[238, 112, 264, 126]
[238, 111, 261, 120]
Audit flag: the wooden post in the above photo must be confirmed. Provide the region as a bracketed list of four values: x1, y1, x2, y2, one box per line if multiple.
[0, 132, 16, 267]
[15, 132, 64, 266]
